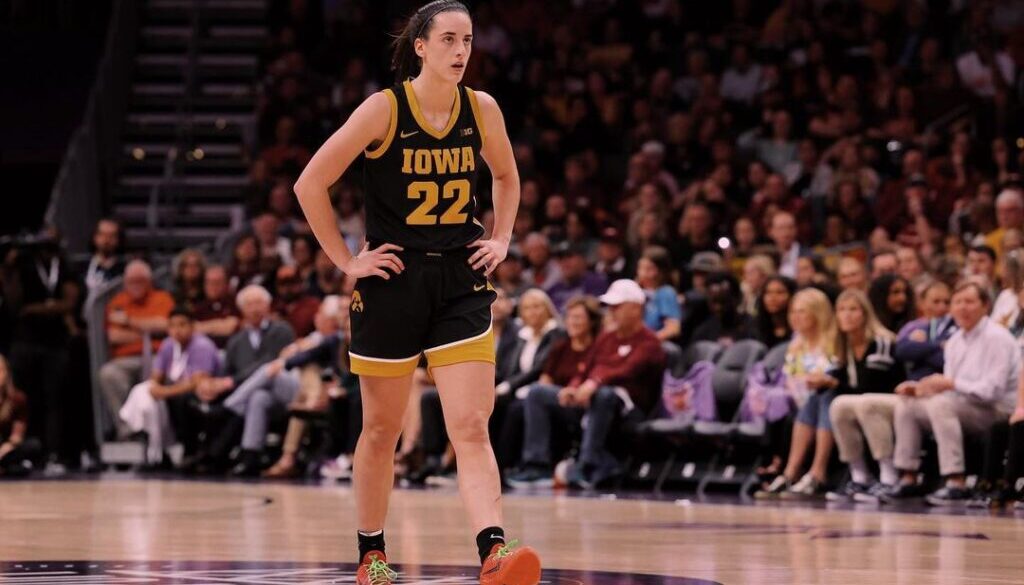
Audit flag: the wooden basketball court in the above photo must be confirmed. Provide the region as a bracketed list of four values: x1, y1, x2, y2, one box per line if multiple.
[1, 478, 1022, 584]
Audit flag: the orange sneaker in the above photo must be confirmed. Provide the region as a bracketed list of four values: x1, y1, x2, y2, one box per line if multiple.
[479, 540, 542, 585]
[355, 551, 397, 585]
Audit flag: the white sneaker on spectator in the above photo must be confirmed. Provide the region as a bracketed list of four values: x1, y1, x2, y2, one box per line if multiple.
[853, 483, 893, 505]
[754, 475, 791, 499]
[781, 473, 826, 499]
[43, 459, 67, 478]
[425, 470, 458, 487]
[320, 454, 352, 480]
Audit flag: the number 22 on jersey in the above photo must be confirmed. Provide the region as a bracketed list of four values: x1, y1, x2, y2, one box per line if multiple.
[406, 179, 471, 225]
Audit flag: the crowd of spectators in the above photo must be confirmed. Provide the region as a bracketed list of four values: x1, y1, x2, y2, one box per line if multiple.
[1, 0, 1023, 506]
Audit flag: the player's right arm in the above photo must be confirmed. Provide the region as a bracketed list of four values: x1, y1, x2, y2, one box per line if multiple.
[294, 92, 405, 280]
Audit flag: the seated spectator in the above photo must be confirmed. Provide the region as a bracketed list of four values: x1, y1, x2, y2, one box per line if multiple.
[494, 247, 529, 299]
[261, 296, 348, 478]
[754, 276, 796, 348]
[492, 288, 565, 471]
[965, 245, 998, 299]
[193, 265, 241, 348]
[83, 218, 125, 298]
[0, 354, 38, 477]
[896, 246, 929, 294]
[260, 115, 311, 176]
[495, 289, 564, 399]
[507, 296, 604, 488]
[229, 234, 267, 291]
[594, 226, 634, 283]
[795, 255, 832, 291]
[992, 250, 1022, 327]
[895, 281, 956, 381]
[272, 265, 321, 337]
[985, 189, 1024, 260]
[172, 248, 207, 311]
[310, 248, 344, 298]
[769, 211, 803, 279]
[890, 282, 1020, 505]
[118, 308, 220, 467]
[691, 272, 754, 346]
[265, 179, 304, 236]
[668, 202, 717, 271]
[252, 212, 294, 268]
[183, 285, 295, 474]
[291, 234, 318, 289]
[521, 232, 562, 290]
[99, 260, 174, 439]
[740, 254, 775, 316]
[869, 249, 899, 279]
[545, 243, 607, 312]
[825, 290, 905, 502]
[635, 246, 682, 341]
[868, 274, 916, 333]
[561, 280, 665, 487]
[687, 251, 724, 296]
[836, 257, 869, 292]
[757, 288, 837, 498]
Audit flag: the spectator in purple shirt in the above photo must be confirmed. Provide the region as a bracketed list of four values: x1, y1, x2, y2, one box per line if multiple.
[545, 242, 608, 312]
[118, 307, 220, 467]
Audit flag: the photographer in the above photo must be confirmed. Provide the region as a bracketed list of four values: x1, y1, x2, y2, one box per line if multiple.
[5, 229, 80, 474]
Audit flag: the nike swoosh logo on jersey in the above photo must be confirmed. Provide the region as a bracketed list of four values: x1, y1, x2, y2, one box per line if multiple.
[473, 284, 486, 292]
[400, 130, 419, 138]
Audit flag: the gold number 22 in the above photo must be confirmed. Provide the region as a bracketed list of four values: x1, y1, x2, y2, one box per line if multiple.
[406, 179, 470, 225]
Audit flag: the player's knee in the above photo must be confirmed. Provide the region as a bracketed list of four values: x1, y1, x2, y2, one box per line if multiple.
[447, 411, 490, 445]
[361, 420, 403, 447]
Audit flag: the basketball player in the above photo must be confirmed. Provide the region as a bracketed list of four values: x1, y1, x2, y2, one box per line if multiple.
[293, 2, 541, 584]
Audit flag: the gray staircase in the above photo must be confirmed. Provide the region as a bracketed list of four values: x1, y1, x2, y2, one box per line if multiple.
[114, 0, 265, 255]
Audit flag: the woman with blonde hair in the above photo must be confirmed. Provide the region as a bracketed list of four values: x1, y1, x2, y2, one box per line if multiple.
[825, 289, 905, 502]
[756, 287, 838, 498]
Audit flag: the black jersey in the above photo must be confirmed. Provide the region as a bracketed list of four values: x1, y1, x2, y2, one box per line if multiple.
[362, 80, 487, 251]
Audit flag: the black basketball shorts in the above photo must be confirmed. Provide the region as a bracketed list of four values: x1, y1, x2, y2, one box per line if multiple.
[348, 246, 497, 377]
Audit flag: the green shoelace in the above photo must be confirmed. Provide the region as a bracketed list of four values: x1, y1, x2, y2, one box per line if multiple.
[494, 539, 521, 559]
[365, 555, 398, 584]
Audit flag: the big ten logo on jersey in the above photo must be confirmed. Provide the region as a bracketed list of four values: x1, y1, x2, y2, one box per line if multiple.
[401, 147, 475, 176]
[400, 147, 476, 226]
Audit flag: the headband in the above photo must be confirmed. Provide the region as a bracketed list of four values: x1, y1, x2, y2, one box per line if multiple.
[415, 2, 452, 39]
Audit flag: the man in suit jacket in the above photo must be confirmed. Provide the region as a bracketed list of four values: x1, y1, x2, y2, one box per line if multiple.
[185, 285, 294, 472]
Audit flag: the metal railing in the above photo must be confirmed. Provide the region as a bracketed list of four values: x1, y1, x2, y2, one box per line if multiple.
[45, 0, 139, 255]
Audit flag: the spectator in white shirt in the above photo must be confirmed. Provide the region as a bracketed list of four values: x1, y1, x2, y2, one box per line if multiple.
[770, 211, 801, 279]
[720, 44, 762, 105]
[890, 282, 1021, 505]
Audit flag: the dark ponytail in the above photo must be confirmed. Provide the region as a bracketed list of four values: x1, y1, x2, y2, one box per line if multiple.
[390, 0, 470, 82]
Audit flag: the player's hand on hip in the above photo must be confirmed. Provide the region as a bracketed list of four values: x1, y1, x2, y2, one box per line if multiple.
[343, 242, 405, 280]
[467, 238, 507, 276]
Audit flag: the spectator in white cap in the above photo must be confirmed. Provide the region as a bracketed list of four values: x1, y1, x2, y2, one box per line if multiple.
[528, 278, 665, 488]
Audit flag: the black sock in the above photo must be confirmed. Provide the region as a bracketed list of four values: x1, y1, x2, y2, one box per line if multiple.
[476, 526, 505, 564]
[358, 529, 386, 561]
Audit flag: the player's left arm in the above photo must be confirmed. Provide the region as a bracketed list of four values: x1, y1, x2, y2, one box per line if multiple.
[467, 91, 519, 276]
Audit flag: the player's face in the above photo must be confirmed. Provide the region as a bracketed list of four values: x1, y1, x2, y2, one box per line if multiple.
[417, 11, 472, 82]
